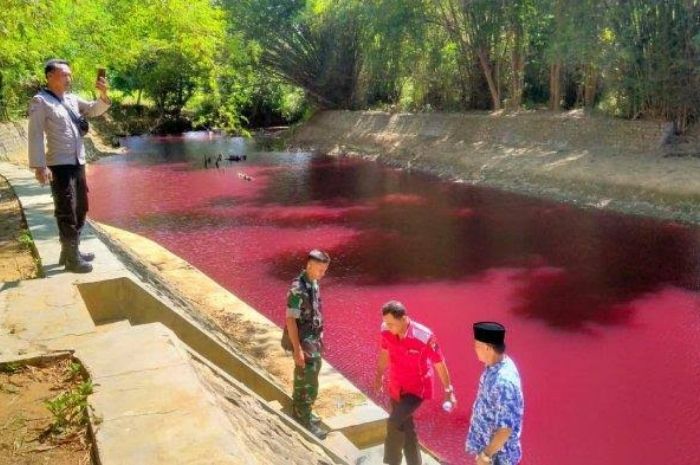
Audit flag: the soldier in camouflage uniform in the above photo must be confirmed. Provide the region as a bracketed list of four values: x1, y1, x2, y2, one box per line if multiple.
[286, 249, 331, 439]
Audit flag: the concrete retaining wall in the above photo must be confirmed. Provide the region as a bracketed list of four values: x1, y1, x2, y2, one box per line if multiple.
[292, 110, 668, 159]
[0, 119, 115, 167]
[290, 110, 700, 224]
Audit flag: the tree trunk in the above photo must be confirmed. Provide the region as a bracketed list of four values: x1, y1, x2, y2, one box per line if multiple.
[583, 64, 597, 109]
[509, 28, 525, 110]
[550, 0, 564, 111]
[549, 61, 562, 111]
[456, 50, 472, 109]
[478, 48, 500, 110]
[675, 106, 689, 135]
[509, 54, 523, 110]
[495, 59, 501, 107]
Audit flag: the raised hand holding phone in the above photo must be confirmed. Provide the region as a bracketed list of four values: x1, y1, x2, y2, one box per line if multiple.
[96, 68, 109, 101]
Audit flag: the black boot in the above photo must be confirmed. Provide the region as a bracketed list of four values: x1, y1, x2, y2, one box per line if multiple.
[58, 243, 95, 265]
[293, 414, 327, 440]
[63, 242, 93, 273]
[305, 422, 327, 440]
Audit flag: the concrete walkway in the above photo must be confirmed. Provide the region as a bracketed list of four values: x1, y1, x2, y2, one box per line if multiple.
[0, 162, 125, 278]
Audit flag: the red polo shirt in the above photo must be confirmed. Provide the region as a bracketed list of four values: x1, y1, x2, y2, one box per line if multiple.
[380, 320, 444, 401]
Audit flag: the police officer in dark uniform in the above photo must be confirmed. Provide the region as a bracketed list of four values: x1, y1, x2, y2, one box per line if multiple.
[285, 249, 331, 439]
[28, 59, 110, 273]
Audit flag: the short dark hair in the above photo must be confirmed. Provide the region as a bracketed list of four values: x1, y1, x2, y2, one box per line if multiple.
[45, 59, 69, 78]
[490, 343, 506, 354]
[381, 300, 406, 319]
[307, 249, 331, 264]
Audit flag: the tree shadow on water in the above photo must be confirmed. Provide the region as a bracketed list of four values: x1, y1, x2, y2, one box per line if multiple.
[508, 217, 700, 330]
[267, 201, 700, 331]
[126, 155, 700, 332]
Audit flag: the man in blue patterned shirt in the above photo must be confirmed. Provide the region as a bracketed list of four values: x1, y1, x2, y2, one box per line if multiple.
[466, 322, 524, 465]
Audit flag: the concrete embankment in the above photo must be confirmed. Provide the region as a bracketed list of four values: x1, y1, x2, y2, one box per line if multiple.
[290, 110, 700, 224]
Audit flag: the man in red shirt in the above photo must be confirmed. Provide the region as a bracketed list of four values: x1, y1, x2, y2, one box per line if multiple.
[374, 301, 457, 465]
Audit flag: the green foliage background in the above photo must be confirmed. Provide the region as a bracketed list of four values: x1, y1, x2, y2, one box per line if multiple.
[1, 0, 698, 133]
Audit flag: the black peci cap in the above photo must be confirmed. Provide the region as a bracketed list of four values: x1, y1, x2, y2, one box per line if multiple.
[473, 321, 506, 348]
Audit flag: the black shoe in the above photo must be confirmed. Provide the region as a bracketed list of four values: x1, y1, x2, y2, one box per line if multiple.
[306, 422, 327, 440]
[63, 243, 93, 273]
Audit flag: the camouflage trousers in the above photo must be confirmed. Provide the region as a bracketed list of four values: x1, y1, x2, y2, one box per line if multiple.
[292, 356, 322, 426]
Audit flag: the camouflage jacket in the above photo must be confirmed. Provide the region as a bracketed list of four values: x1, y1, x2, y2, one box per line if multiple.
[286, 271, 324, 358]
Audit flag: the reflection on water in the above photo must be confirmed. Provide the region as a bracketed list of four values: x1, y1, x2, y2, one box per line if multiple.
[89, 132, 700, 465]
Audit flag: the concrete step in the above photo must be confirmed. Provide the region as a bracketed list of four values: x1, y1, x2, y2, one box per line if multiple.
[357, 444, 442, 465]
[267, 399, 284, 411]
[325, 402, 388, 448]
[267, 399, 362, 463]
[71, 323, 252, 465]
[94, 319, 131, 333]
[189, 352, 348, 465]
[1, 276, 95, 342]
[325, 431, 362, 464]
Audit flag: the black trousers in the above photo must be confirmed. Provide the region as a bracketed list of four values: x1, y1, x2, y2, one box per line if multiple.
[384, 393, 423, 465]
[49, 164, 89, 245]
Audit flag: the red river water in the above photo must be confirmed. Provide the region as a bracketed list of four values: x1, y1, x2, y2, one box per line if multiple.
[87, 133, 700, 465]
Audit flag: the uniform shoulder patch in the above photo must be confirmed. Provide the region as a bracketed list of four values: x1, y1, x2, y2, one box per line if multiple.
[29, 95, 45, 113]
[410, 322, 433, 344]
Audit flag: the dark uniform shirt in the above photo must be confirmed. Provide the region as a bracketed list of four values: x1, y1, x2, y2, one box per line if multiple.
[286, 271, 323, 358]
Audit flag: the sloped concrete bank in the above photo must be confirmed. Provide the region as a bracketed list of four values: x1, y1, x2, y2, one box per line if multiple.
[290, 110, 700, 224]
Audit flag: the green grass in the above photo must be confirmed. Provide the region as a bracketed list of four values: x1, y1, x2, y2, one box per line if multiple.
[67, 362, 83, 381]
[44, 380, 94, 434]
[16, 230, 33, 249]
[0, 361, 22, 374]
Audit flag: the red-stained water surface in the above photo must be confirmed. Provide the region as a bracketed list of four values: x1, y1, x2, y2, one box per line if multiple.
[88, 133, 700, 465]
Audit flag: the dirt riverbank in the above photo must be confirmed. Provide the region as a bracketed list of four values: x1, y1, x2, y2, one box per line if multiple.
[0, 175, 38, 282]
